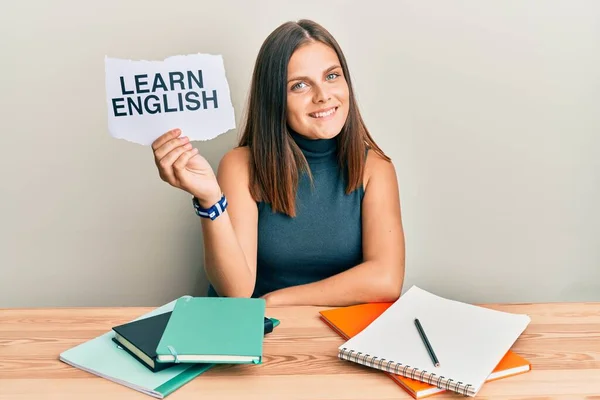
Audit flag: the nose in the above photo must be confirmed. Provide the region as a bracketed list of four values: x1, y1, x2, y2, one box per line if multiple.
[312, 83, 331, 104]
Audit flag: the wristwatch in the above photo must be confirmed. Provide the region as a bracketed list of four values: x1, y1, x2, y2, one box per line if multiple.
[192, 194, 228, 220]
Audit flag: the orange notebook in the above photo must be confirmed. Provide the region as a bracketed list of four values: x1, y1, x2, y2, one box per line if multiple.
[320, 303, 531, 399]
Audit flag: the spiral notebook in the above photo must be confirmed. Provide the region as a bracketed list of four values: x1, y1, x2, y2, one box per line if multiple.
[320, 302, 531, 399]
[338, 286, 531, 397]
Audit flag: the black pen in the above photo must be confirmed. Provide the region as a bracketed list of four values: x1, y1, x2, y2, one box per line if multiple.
[414, 318, 440, 367]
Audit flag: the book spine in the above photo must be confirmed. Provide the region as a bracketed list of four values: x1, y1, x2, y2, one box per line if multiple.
[338, 347, 476, 397]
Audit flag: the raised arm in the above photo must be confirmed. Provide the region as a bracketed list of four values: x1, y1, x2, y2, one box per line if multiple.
[152, 129, 257, 297]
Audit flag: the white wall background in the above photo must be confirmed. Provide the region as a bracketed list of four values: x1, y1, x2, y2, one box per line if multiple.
[1, 0, 598, 307]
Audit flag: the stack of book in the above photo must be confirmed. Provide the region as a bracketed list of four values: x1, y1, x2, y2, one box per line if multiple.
[320, 286, 532, 399]
[59, 296, 277, 398]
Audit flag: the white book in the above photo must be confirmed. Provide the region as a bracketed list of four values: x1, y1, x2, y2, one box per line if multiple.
[338, 286, 531, 397]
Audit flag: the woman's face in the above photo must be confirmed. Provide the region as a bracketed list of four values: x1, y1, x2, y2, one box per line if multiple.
[286, 41, 350, 140]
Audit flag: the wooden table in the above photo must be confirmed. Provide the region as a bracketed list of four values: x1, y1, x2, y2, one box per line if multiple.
[1, 303, 600, 399]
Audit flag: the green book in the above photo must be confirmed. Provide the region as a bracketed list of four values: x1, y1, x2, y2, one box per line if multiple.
[112, 313, 279, 372]
[155, 297, 266, 364]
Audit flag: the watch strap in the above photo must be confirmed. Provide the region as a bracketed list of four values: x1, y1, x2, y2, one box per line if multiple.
[192, 194, 227, 220]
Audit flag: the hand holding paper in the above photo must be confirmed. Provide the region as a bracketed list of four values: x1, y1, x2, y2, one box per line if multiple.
[105, 53, 236, 146]
[151, 128, 221, 205]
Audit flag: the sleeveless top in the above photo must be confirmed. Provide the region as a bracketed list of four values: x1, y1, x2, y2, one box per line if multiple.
[207, 131, 364, 298]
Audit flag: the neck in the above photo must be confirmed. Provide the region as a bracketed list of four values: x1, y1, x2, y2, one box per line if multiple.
[289, 130, 337, 164]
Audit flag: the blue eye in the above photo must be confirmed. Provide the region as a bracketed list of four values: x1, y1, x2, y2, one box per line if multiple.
[326, 73, 340, 80]
[291, 82, 307, 90]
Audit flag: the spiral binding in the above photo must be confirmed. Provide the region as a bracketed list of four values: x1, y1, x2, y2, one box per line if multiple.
[338, 347, 474, 397]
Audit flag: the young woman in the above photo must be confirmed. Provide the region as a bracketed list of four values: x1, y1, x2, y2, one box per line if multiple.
[151, 19, 405, 306]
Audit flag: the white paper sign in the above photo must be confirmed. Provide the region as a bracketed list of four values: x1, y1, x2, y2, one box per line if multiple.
[105, 53, 236, 145]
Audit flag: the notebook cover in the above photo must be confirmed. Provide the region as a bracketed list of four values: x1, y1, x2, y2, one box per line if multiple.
[155, 297, 266, 364]
[59, 296, 214, 399]
[112, 312, 173, 372]
[113, 314, 279, 372]
[320, 302, 531, 399]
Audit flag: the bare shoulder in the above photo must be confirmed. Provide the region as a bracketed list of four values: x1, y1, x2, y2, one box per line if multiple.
[364, 149, 398, 191]
[216, 146, 254, 203]
[217, 146, 251, 181]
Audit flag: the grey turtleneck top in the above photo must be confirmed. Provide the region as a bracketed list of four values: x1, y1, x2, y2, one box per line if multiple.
[208, 131, 364, 298]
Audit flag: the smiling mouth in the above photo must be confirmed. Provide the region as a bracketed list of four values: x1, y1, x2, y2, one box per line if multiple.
[309, 106, 338, 118]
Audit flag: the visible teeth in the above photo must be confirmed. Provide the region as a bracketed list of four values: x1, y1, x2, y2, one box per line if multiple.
[312, 108, 336, 118]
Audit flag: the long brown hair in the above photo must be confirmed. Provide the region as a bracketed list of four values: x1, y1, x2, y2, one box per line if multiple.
[238, 19, 389, 217]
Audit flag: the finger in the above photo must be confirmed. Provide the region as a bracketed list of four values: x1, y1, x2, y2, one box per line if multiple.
[151, 128, 181, 151]
[157, 142, 193, 182]
[173, 147, 199, 172]
[154, 135, 190, 162]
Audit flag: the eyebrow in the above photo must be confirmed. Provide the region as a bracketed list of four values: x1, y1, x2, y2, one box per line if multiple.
[287, 64, 342, 83]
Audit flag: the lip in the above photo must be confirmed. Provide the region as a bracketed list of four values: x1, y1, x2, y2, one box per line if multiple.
[308, 106, 339, 119]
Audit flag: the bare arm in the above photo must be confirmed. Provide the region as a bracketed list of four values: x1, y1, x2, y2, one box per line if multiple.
[152, 129, 257, 298]
[201, 148, 258, 298]
[261, 152, 405, 306]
